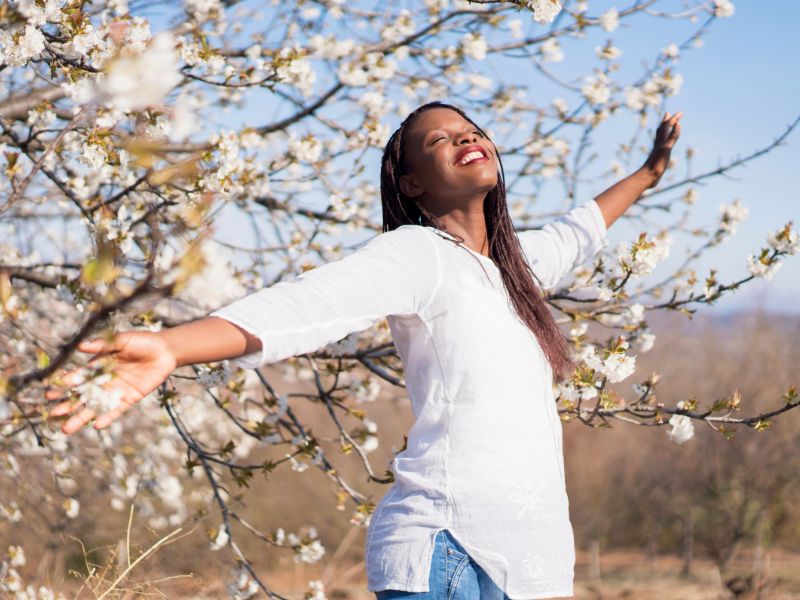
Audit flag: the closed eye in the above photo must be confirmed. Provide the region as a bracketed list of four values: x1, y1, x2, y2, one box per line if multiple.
[429, 131, 484, 146]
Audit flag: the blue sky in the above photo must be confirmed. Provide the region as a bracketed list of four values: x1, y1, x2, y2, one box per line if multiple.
[589, 0, 800, 314]
[145, 1, 799, 314]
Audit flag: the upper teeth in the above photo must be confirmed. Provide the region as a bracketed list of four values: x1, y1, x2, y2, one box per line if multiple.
[457, 151, 485, 166]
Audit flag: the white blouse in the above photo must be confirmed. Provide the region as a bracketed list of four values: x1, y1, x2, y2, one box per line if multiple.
[209, 199, 609, 599]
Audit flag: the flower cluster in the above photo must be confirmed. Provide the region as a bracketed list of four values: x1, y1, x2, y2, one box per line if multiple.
[611, 232, 672, 278]
[667, 400, 695, 444]
[583, 337, 637, 383]
[272, 526, 326, 564]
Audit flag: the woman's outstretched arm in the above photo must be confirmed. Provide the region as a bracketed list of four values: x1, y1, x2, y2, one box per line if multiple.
[515, 111, 682, 290]
[594, 111, 683, 228]
[46, 225, 440, 434]
[162, 316, 264, 367]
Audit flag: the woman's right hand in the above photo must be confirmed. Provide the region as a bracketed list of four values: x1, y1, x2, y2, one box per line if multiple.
[44, 331, 178, 436]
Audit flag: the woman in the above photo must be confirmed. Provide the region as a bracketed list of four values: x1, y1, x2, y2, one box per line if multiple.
[46, 101, 682, 599]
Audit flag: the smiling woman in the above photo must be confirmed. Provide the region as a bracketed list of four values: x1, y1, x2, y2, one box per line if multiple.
[47, 98, 682, 600]
[381, 102, 580, 384]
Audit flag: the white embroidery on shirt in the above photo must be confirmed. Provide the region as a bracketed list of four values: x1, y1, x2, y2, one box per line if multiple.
[507, 478, 552, 521]
[520, 551, 573, 581]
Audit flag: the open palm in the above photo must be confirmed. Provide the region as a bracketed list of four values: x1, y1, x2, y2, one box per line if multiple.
[45, 331, 177, 435]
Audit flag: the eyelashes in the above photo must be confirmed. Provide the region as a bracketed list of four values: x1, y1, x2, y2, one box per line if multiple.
[430, 131, 484, 145]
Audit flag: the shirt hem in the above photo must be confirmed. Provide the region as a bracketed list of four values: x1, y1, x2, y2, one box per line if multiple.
[507, 584, 574, 599]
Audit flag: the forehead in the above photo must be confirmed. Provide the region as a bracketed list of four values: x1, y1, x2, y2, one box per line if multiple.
[407, 108, 474, 142]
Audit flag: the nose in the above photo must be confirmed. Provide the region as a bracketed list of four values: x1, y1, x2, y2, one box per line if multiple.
[455, 130, 479, 145]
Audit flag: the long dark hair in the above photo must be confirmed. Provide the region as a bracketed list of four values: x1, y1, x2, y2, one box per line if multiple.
[379, 100, 575, 384]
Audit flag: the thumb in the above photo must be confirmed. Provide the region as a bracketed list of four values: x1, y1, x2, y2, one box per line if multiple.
[77, 338, 108, 354]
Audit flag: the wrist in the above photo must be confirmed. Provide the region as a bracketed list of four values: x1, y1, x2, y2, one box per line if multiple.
[636, 166, 658, 189]
[158, 327, 185, 368]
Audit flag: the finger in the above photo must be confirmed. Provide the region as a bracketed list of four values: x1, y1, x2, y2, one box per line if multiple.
[664, 111, 671, 121]
[93, 398, 136, 430]
[45, 367, 90, 398]
[62, 406, 97, 436]
[49, 397, 84, 417]
[77, 337, 120, 357]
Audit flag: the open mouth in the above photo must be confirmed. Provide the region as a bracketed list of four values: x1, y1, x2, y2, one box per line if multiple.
[455, 145, 490, 167]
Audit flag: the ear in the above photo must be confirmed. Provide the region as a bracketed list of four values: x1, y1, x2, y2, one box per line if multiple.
[399, 173, 424, 198]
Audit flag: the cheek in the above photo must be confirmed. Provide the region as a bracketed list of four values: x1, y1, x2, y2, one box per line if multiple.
[418, 154, 454, 186]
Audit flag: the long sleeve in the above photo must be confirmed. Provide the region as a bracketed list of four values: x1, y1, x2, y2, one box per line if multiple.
[516, 198, 609, 291]
[208, 224, 441, 369]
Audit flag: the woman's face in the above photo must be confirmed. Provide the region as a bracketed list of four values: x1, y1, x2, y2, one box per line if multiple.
[399, 108, 498, 213]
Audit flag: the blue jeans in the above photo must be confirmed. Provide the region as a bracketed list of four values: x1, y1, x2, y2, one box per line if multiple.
[375, 529, 510, 599]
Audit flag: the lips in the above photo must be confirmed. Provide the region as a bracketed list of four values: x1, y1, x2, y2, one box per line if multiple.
[454, 144, 489, 166]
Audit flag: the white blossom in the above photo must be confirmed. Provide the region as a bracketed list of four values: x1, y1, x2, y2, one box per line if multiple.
[613, 233, 671, 277]
[585, 340, 637, 383]
[8, 545, 25, 568]
[598, 7, 619, 32]
[581, 71, 612, 105]
[288, 132, 324, 163]
[662, 43, 680, 59]
[0, 501, 22, 522]
[350, 509, 372, 527]
[1, 25, 46, 67]
[226, 564, 259, 600]
[682, 188, 698, 205]
[288, 454, 309, 472]
[719, 198, 749, 235]
[307, 580, 327, 600]
[210, 524, 229, 551]
[64, 498, 80, 518]
[637, 332, 656, 353]
[527, 0, 563, 24]
[540, 38, 564, 62]
[595, 43, 622, 60]
[552, 97, 569, 115]
[197, 362, 232, 388]
[625, 302, 646, 324]
[295, 539, 325, 563]
[17, 0, 64, 26]
[767, 225, 799, 255]
[185, 0, 224, 23]
[94, 31, 182, 111]
[713, 0, 735, 18]
[380, 10, 415, 44]
[461, 32, 487, 61]
[358, 90, 394, 117]
[601, 351, 636, 383]
[274, 528, 286, 545]
[746, 253, 781, 281]
[667, 403, 695, 444]
[569, 322, 588, 339]
[508, 19, 524, 39]
[274, 47, 316, 97]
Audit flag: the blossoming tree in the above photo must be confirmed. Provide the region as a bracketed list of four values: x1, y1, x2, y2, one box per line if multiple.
[0, 0, 797, 597]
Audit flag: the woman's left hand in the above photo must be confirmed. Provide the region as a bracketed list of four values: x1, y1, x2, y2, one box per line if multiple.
[641, 111, 683, 188]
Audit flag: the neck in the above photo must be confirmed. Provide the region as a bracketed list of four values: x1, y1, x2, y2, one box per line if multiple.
[430, 194, 489, 257]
